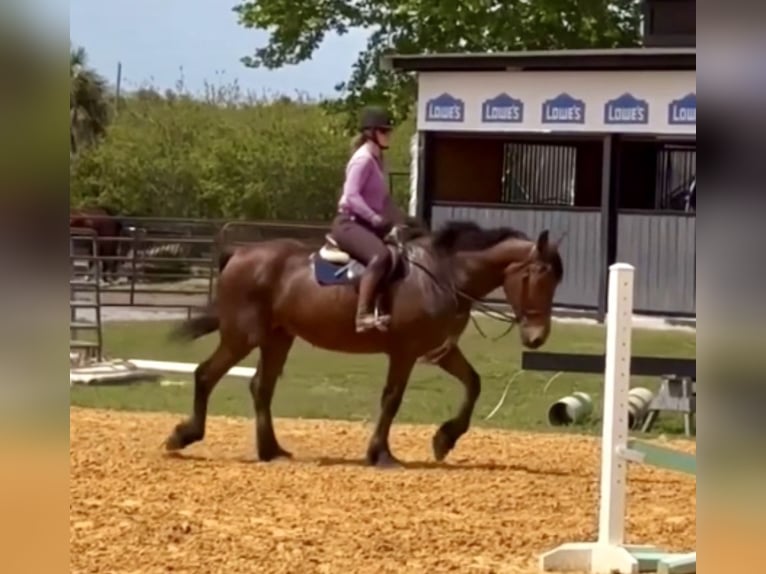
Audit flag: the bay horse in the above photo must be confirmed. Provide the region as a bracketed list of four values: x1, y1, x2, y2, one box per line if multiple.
[165, 221, 564, 467]
[69, 206, 124, 280]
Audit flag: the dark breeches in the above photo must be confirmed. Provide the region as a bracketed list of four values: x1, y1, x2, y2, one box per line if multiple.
[331, 214, 392, 270]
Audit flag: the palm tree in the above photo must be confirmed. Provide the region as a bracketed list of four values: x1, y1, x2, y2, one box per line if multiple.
[70, 46, 110, 157]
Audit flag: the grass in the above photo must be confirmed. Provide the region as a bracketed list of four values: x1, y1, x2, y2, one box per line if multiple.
[70, 318, 696, 437]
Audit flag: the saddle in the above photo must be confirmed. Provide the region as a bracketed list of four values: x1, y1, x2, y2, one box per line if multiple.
[311, 230, 408, 287]
[318, 235, 354, 265]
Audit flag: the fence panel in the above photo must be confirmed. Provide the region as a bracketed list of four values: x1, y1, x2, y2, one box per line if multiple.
[69, 218, 334, 314]
[616, 212, 696, 315]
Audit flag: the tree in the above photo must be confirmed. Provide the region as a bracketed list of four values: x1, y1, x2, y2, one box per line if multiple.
[233, 0, 642, 125]
[70, 46, 110, 157]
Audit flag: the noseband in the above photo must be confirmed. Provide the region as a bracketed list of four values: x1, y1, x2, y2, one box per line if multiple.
[508, 246, 548, 324]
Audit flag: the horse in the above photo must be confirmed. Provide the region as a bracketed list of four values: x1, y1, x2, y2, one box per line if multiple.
[165, 220, 564, 467]
[69, 206, 125, 280]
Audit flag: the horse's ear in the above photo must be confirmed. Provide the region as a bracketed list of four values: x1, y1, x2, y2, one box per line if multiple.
[537, 230, 550, 254]
[553, 231, 568, 250]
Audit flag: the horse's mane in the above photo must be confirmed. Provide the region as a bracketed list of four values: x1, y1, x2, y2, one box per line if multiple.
[430, 220, 528, 254]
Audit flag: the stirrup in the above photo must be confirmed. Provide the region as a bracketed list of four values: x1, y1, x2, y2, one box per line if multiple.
[355, 312, 390, 333]
[355, 313, 378, 333]
[373, 305, 391, 331]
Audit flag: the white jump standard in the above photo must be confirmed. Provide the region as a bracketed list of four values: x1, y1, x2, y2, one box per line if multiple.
[539, 263, 696, 574]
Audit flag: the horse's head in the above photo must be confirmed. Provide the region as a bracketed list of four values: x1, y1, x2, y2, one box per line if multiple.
[501, 230, 564, 349]
[430, 221, 565, 349]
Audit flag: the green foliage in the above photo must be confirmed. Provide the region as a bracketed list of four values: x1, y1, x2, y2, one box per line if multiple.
[70, 45, 111, 156]
[70, 83, 415, 219]
[233, 0, 643, 121]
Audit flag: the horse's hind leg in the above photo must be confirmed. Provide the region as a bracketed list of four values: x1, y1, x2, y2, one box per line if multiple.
[165, 342, 250, 451]
[250, 329, 295, 461]
[432, 345, 481, 462]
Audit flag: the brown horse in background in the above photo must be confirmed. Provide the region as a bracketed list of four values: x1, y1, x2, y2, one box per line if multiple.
[70, 206, 125, 280]
[165, 221, 564, 467]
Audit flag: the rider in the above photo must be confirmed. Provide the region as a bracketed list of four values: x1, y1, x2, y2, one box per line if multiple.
[331, 105, 406, 333]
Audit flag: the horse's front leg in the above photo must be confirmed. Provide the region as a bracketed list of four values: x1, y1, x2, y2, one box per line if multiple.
[432, 345, 481, 462]
[366, 354, 417, 467]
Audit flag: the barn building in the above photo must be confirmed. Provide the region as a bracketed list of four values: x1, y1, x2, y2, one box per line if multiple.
[383, 0, 696, 319]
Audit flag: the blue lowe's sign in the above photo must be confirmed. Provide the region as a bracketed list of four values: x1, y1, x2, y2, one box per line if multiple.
[541, 93, 585, 124]
[668, 93, 696, 125]
[604, 93, 649, 125]
[481, 93, 524, 123]
[424, 93, 465, 122]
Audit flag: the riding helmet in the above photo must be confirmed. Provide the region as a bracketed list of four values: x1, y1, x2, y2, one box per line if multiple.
[359, 106, 394, 131]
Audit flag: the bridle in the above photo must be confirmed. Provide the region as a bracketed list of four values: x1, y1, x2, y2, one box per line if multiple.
[391, 227, 551, 341]
[468, 247, 551, 340]
[506, 249, 553, 324]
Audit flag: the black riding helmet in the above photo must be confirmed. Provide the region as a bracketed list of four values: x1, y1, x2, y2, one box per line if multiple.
[359, 106, 394, 132]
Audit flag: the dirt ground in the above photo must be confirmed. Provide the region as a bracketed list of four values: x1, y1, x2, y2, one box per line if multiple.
[70, 408, 696, 574]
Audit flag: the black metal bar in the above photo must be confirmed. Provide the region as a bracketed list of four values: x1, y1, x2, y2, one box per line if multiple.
[418, 131, 431, 225]
[72, 235, 215, 244]
[94, 302, 205, 310]
[100, 289, 210, 297]
[382, 49, 696, 73]
[521, 351, 696, 379]
[597, 134, 617, 322]
[430, 200, 600, 213]
[74, 254, 213, 263]
[206, 237, 217, 305]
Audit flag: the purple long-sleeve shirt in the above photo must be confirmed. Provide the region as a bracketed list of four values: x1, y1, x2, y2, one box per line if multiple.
[337, 142, 389, 225]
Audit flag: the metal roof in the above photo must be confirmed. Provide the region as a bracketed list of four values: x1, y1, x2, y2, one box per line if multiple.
[381, 47, 696, 73]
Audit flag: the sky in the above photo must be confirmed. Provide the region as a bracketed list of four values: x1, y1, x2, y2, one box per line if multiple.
[69, 0, 369, 99]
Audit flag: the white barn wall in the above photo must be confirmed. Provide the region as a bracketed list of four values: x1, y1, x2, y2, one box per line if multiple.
[408, 131, 419, 217]
[417, 70, 696, 136]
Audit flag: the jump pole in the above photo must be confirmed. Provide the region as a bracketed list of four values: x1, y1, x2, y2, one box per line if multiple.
[127, 359, 257, 379]
[539, 263, 662, 574]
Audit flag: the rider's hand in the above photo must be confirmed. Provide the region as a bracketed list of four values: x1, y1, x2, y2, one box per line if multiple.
[371, 214, 391, 233]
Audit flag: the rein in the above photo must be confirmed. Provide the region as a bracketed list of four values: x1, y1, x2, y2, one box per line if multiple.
[391, 232, 519, 340]
[453, 286, 518, 340]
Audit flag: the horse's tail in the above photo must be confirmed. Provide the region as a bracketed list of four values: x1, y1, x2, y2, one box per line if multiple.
[170, 243, 240, 342]
[170, 245, 236, 342]
[170, 305, 219, 342]
[218, 244, 236, 273]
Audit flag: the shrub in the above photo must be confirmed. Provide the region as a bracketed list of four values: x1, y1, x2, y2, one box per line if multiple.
[70, 86, 415, 220]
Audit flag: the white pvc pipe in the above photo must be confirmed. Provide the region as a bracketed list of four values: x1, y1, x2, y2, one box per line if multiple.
[541, 263, 659, 574]
[128, 359, 256, 379]
[408, 132, 419, 217]
[597, 262, 634, 546]
[627, 387, 655, 429]
[547, 391, 594, 426]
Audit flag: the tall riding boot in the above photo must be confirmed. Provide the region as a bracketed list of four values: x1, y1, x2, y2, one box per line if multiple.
[356, 259, 390, 333]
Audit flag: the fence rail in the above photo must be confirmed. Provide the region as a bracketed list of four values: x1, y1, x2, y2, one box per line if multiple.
[69, 217, 337, 315]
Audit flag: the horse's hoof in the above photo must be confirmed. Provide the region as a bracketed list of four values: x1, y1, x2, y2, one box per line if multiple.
[164, 422, 203, 452]
[432, 430, 455, 462]
[369, 451, 403, 469]
[164, 432, 185, 452]
[274, 448, 293, 460]
[258, 447, 293, 462]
